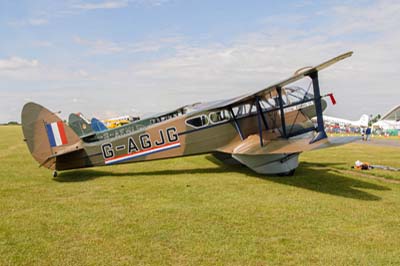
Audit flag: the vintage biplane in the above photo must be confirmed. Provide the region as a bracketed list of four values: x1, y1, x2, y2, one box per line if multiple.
[22, 51, 356, 177]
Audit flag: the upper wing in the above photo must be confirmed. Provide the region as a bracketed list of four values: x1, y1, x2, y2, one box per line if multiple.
[190, 51, 353, 114]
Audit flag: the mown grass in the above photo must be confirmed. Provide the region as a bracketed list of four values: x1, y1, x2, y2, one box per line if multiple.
[302, 141, 400, 180]
[1, 125, 400, 266]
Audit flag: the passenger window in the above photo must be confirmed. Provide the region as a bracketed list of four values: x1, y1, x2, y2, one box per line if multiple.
[232, 103, 256, 117]
[185, 115, 209, 128]
[233, 104, 247, 117]
[209, 110, 231, 123]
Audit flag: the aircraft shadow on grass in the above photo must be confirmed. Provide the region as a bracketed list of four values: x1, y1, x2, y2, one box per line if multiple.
[55, 157, 389, 202]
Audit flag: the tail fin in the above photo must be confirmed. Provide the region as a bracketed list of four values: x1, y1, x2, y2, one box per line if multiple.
[68, 112, 95, 137]
[90, 117, 108, 132]
[359, 114, 370, 127]
[21, 102, 82, 169]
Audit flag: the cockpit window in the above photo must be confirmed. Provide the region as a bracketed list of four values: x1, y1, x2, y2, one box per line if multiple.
[185, 115, 209, 128]
[209, 110, 231, 124]
[285, 86, 313, 103]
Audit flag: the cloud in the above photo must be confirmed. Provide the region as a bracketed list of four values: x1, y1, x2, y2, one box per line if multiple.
[77, 70, 89, 77]
[74, 1, 398, 118]
[71, 0, 171, 10]
[73, 35, 181, 54]
[28, 18, 48, 25]
[73, 36, 124, 54]
[2, 0, 399, 123]
[335, 1, 400, 32]
[0, 57, 39, 71]
[0, 58, 93, 83]
[6, 0, 170, 31]
[136, 0, 171, 6]
[8, 18, 49, 27]
[72, 1, 129, 10]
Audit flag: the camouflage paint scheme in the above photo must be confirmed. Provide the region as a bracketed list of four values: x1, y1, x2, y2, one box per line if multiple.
[21, 52, 354, 175]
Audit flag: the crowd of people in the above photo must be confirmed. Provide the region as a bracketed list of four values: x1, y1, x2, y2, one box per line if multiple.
[325, 125, 398, 138]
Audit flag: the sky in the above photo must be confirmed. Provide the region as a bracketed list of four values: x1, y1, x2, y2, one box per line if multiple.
[0, 0, 399, 123]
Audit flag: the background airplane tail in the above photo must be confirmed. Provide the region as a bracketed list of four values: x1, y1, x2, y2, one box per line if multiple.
[91, 117, 108, 132]
[68, 112, 94, 137]
[359, 114, 370, 127]
[21, 102, 81, 169]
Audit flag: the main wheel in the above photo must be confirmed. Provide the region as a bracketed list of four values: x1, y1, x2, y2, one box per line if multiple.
[277, 169, 295, 177]
[52, 171, 58, 178]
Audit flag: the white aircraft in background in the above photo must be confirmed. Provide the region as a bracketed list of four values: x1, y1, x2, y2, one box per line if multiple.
[372, 105, 400, 130]
[313, 114, 370, 128]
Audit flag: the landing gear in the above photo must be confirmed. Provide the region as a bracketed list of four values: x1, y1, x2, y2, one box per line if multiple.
[277, 169, 296, 177]
[52, 171, 58, 178]
[232, 153, 299, 175]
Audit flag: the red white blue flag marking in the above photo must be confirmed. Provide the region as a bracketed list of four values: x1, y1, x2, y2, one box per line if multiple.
[45, 121, 68, 147]
[105, 141, 180, 165]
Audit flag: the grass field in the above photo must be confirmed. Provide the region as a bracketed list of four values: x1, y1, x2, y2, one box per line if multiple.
[1, 125, 400, 266]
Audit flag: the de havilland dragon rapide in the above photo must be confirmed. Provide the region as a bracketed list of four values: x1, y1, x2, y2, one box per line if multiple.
[22, 51, 356, 177]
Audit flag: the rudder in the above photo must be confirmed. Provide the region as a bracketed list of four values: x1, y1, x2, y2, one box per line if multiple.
[21, 102, 81, 169]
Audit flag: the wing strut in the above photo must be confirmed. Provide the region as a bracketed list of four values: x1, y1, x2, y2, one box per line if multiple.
[309, 71, 327, 143]
[229, 107, 244, 141]
[276, 87, 287, 138]
[255, 100, 264, 147]
[255, 97, 269, 130]
[255, 96, 270, 147]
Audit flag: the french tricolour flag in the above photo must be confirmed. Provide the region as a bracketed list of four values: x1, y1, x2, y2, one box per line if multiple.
[45, 121, 68, 147]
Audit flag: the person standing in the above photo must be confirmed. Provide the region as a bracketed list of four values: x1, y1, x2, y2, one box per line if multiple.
[365, 127, 371, 141]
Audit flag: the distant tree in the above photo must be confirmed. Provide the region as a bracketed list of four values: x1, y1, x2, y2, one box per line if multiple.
[371, 114, 381, 123]
[368, 114, 381, 126]
[7, 121, 19, 125]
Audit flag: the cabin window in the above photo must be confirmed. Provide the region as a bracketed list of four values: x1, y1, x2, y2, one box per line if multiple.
[232, 103, 257, 117]
[257, 99, 272, 110]
[185, 115, 209, 128]
[209, 110, 231, 124]
[265, 96, 287, 109]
